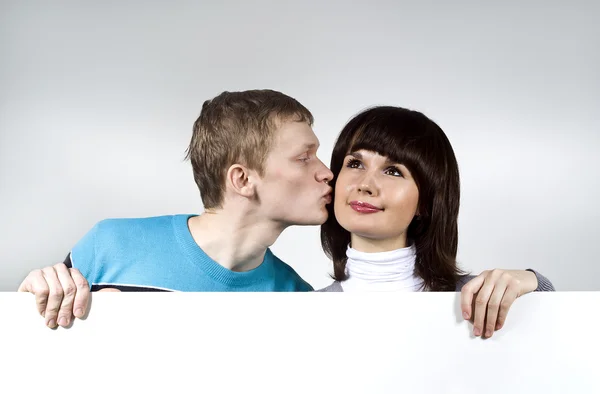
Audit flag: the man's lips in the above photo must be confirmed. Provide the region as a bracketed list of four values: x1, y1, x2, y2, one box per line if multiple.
[349, 201, 382, 213]
[322, 189, 333, 204]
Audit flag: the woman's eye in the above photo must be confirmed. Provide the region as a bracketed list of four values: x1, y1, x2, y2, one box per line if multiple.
[385, 166, 403, 177]
[346, 158, 362, 168]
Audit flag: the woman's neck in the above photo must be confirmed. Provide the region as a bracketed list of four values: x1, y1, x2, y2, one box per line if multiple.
[349, 233, 408, 253]
[341, 244, 424, 292]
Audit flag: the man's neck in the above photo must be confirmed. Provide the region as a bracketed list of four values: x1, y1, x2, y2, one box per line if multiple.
[187, 208, 286, 272]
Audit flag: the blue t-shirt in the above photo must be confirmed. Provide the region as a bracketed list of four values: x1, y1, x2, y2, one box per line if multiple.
[67, 214, 313, 292]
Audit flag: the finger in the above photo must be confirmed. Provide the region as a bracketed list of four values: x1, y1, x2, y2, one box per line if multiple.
[495, 277, 520, 331]
[70, 268, 91, 318]
[484, 280, 509, 338]
[54, 263, 77, 327]
[97, 288, 121, 292]
[41, 267, 64, 328]
[17, 276, 29, 292]
[18, 270, 50, 317]
[473, 275, 498, 337]
[460, 274, 486, 320]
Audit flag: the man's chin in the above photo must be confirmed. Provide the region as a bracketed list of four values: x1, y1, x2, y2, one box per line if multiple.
[289, 213, 328, 227]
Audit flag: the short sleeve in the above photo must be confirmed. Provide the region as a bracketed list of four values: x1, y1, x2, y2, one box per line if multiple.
[69, 222, 100, 288]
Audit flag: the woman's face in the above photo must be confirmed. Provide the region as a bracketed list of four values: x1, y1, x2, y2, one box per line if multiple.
[333, 149, 420, 252]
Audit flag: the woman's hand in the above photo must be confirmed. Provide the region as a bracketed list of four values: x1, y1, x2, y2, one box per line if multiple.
[460, 269, 538, 338]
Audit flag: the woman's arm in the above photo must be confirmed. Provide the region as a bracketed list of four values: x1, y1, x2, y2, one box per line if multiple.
[458, 269, 555, 338]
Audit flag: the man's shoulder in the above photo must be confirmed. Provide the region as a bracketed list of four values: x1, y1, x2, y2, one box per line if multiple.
[84, 214, 192, 251]
[267, 250, 314, 291]
[95, 214, 185, 230]
[91, 214, 193, 237]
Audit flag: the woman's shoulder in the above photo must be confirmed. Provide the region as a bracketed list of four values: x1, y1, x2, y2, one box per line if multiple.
[316, 281, 344, 292]
[317, 278, 474, 292]
[455, 274, 476, 291]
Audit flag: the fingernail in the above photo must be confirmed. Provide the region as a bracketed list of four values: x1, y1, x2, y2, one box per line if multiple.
[473, 327, 481, 336]
[58, 317, 68, 326]
[41, 311, 45, 317]
[47, 319, 56, 328]
[496, 323, 502, 330]
[486, 329, 492, 337]
[462, 312, 469, 320]
[75, 308, 83, 318]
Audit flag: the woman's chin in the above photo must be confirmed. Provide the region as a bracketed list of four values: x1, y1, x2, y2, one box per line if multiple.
[344, 227, 387, 240]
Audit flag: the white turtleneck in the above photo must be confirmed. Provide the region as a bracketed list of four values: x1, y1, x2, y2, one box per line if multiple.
[340, 244, 425, 292]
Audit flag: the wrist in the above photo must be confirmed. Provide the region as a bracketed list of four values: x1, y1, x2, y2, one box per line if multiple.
[522, 269, 539, 293]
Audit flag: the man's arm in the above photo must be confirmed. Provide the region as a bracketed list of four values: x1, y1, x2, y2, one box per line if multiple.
[18, 222, 101, 328]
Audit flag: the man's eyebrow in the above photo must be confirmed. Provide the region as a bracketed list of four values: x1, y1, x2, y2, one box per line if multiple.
[303, 142, 319, 150]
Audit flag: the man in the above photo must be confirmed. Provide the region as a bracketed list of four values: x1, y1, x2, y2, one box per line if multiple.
[19, 89, 333, 328]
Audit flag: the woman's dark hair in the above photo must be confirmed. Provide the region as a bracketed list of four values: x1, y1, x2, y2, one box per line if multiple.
[320, 106, 463, 291]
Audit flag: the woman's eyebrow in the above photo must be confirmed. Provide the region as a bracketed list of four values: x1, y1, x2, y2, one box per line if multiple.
[384, 157, 401, 166]
[347, 151, 402, 167]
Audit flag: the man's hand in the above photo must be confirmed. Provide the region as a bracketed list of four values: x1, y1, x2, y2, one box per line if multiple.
[18, 263, 91, 328]
[460, 269, 538, 338]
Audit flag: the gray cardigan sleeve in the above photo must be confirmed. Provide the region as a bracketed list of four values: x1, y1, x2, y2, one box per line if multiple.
[527, 269, 555, 291]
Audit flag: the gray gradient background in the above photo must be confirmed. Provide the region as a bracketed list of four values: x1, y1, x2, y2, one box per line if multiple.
[1, 1, 598, 291]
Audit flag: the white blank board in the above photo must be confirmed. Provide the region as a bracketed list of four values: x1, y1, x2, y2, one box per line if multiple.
[0, 292, 598, 393]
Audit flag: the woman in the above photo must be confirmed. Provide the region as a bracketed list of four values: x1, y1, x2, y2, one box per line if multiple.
[319, 106, 554, 338]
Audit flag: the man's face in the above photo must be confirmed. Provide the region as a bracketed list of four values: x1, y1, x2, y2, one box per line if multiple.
[254, 120, 333, 227]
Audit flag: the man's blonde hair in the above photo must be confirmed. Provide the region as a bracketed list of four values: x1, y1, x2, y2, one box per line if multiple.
[186, 89, 314, 209]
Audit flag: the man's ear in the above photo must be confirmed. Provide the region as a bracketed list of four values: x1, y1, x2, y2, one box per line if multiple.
[226, 164, 256, 198]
